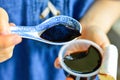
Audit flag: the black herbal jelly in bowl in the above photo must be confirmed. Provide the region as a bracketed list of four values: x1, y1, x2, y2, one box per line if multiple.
[58, 39, 103, 79]
[64, 46, 102, 74]
[40, 24, 81, 42]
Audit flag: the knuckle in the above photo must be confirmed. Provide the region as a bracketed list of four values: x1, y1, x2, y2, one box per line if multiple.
[0, 35, 19, 49]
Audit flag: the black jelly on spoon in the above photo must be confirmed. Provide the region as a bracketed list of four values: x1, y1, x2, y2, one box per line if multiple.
[63, 46, 102, 74]
[40, 24, 81, 42]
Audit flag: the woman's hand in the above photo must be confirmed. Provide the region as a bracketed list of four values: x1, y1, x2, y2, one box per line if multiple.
[54, 25, 110, 80]
[79, 26, 110, 49]
[0, 8, 22, 62]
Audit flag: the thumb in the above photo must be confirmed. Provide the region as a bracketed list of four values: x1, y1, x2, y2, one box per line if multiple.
[0, 8, 22, 46]
[54, 57, 61, 68]
[0, 7, 10, 34]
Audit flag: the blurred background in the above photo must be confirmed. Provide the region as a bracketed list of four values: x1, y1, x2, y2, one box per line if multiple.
[108, 18, 120, 80]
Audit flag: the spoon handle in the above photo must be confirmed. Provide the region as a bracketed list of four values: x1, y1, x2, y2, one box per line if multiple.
[10, 26, 39, 40]
[10, 26, 36, 32]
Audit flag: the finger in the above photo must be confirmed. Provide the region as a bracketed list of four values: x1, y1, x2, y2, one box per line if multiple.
[9, 23, 16, 27]
[88, 31, 110, 49]
[0, 8, 10, 34]
[98, 33, 110, 49]
[92, 31, 110, 49]
[54, 57, 61, 68]
[0, 34, 22, 48]
[66, 77, 74, 80]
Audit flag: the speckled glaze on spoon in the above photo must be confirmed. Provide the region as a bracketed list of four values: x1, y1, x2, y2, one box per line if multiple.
[10, 15, 82, 45]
